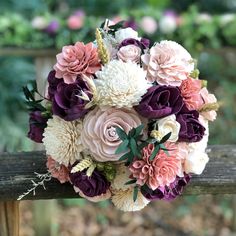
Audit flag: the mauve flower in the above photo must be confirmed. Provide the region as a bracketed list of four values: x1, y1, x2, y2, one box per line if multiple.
[47, 71, 92, 121]
[142, 40, 194, 85]
[135, 85, 184, 119]
[177, 106, 205, 142]
[117, 44, 141, 63]
[69, 167, 110, 198]
[200, 87, 217, 121]
[46, 156, 70, 183]
[45, 20, 60, 34]
[81, 107, 145, 162]
[54, 42, 101, 84]
[142, 174, 191, 201]
[123, 19, 138, 30]
[119, 38, 150, 50]
[180, 78, 203, 110]
[129, 144, 182, 190]
[28, 111, 48, 143]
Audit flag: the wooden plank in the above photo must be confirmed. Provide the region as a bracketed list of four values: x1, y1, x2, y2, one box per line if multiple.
[0, 48, 58, 57]
[0, 145, 235, 200]
[0, 201, 19, 236]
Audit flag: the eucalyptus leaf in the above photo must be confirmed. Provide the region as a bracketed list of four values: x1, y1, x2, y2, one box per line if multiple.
[130, 138, 138, 156]
[134, 124, 144, 138]
[149, 144, 160, 161]
[115, 139, 129, 154]
[115, 126, 128, 141]
[159, 132, 172, 144]
[125, 179, 137, 185]
[133, 186, 139, 202]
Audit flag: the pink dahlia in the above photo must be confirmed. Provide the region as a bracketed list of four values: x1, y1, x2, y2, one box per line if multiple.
[180, 78, 203, 110]
[129, 144, 182, 190]
[46, 156, 70, 183]
[54, 42, 101, 84]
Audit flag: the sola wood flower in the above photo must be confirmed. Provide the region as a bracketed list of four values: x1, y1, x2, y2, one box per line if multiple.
[43, 116, 84, 166]
[54, 42, 101, 84]
[95, 60, 150, 108]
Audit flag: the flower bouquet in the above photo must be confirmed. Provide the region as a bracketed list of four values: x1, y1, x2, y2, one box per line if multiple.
[23, 20, 218, 211]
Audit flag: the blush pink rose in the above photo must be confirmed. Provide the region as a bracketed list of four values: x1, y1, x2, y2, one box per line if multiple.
[141, 40, 194, 86]
[54, 42, 101, 84]
[67, 15, 84, 30]
[200, 87, 217, 121]
[117, 45, 141, 63]
[81, 107, 146, 162]
[46, 156, 70, 183]
[180, 78, 204, 110]
[129, 144, 182, 190]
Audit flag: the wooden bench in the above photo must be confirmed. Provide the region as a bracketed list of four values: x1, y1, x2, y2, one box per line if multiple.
[0, 145, 236, 235]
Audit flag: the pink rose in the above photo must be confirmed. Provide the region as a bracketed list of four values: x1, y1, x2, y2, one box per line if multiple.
[54, 42, 101, 84]
[129, 144, 182, 190]
[67, 15, 84, 30]
[141, 40, 194, 86]
[81, 107, 145, 162]
[200, 87, 217, 121]
[180, 78, 204, 110]
[46, 156, 70, 183]
[117, 45, 141, 63]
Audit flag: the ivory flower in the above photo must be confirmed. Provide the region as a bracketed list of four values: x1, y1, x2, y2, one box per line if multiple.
[95, 60, 150, 108]
[155, 114, 180, 142]
[142, 40, 194, 85]
[111, 188, 149, 212]
[81, 107, 144, 162]
[43, 116, 84, 166]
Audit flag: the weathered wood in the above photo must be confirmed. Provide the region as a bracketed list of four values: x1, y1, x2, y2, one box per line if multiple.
[0, 145, 235, 200]
[0, 201, 19, 236]
[0, 48, 58, 57]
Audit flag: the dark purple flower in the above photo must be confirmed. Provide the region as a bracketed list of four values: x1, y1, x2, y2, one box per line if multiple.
[177, 106, 205, 142]
[135, 85, 184, 119]
[47, 71, 92, 121]
[45, 20, 60, 34]
[123, 19, 138, 30]
[142, 174, 191, 201]
[119, 38, 150, 50]
[69, 168, 110, 198]
[28, 111, 48, 143]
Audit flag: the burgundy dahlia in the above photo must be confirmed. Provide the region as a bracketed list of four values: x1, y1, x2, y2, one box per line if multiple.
[177, 106, 205, 142]
[69, 168, 110, 198]
[28, 111, 48, 143]
[142, 174, 191, 201]
[47, 70, 92, 121]
[135, 85, 184, 119]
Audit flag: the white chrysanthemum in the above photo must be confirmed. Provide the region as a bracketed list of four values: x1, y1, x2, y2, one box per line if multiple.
[112, 164, 135, 190]
[111, 188, 150, 212]
[43, 116, 84, 166]
[95, 60, 150, 108]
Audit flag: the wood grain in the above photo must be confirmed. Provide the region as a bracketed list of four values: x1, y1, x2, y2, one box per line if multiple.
[0, 145, 236, 201]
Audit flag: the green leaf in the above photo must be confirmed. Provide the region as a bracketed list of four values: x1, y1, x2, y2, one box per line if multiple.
[129, 127, 136, 138]
[160, 144, 170, 156]
[115, 127, 128, 141]
[149, 145, 160, 161]
[134, 124, 144, 138]
[130, 138, 138, 156]
[22, 86, 35, 101]
[115, 139, 129, 154]
[119, 152, 131, 161]
[125, 179, 137, 185]
[146, 138, 157, 144]
[159, 132, 172, 144]
[133, 186, 139, 202]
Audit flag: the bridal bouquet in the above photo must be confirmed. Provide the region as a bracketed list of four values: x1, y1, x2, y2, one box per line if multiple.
[24, 20, 218, 211]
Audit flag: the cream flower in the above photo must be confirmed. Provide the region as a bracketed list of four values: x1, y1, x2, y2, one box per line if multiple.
[81, 107, 144, 162]
[115, 27, 139, 43]
[155, 114, 180, 142]
[111, 188, 150, 211]
[142, 40, 194, 86]
[43, 116, 84, 166]
[95, 60, 150, 108]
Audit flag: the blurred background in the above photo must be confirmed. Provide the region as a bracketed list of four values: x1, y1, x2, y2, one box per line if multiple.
[0, 0, 236, 235]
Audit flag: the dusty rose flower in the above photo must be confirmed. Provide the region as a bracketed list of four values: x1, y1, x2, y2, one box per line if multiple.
[117, 44, 141, 63]
[141, 40, 194, 86]
[200, 87, 217, 121]
[81, 107, 145, 162]
[180, 78, 204, 110]
[54, 42, 101, 84]
[46, 156, 70, 183]
[67, 15, 84, 30]
[129, 144, 182, 190]
[140, 16, 158, 34]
